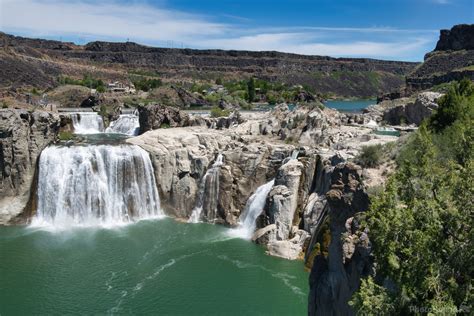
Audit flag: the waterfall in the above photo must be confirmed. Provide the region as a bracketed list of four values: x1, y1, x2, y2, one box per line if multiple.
[71, 113, 105, 134]
[189, 154, 223, 223]
[105, 113, 140, 136]
[228, 179, 275, 239]
[291, 149, 299, 159]
[31, 144, 162, 227]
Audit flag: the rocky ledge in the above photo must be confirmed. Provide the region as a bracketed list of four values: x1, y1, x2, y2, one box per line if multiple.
[0, 109, 60, 224]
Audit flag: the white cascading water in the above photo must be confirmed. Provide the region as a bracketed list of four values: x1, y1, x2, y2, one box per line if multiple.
[228, 179, 275, 239]
[71, 113, 105, 134]
[105, 113, 140, 136]
[31, 144, 162, 227]
[291, 149, 299, 159]
[188, 154, 224, 223]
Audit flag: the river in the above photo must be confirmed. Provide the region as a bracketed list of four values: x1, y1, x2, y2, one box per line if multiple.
[0, 219, 308, 315]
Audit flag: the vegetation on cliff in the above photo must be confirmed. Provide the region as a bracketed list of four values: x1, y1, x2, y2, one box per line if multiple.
[58, 75, 106, 92]
[352, 79, 473, 314]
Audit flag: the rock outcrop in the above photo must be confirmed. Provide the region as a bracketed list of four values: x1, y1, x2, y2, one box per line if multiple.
[0, 109, 60, 224]
[434, 24, 474, 51]
[137, 104, 190, 134]
[128, 127, 293, 225]
[383, 92, 442, 125]
[365, 91, 443, 125]
[308, 163, 372, 316]
[406, 24, 474, 92]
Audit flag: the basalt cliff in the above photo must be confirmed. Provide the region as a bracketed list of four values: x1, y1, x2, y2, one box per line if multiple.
[406, 24, 474, 92]
[0, 32, 417, 98]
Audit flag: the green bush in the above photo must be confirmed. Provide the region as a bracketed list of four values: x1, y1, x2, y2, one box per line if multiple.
[57, 74, 106, 91]
[58, 131, 74, 141]
[205, 93, 220, 105]
[132, 78, 162, 92]
[429, 77, 473, 133]
[210, 107, 230, 118]
[350, 277, 394, 315]
[356, 144, 383, 168]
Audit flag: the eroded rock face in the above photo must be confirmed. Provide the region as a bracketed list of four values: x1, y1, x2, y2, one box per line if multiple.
[137, 104, 190, 134]
[0, 32, 417, 98]
[127, 127, 293, 225]
[406, 24, 474, 92]
[265, 159, 303, 240]
[308, 163, 372, 316]
[366, 91, 443, 126]
[434, 24, 474, 51]
[0, 109, 60, 224]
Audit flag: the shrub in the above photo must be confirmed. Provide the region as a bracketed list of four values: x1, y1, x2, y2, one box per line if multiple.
[356, 144, 383, 168]
[349, 277, 394, 315]
[58, 131, 74, 141]
[210, 107, 230, 118]
[429, 78, 472, 132]
[57, 74, 106, 91]
[205, 93, 220, 105]
[132, 78, 162, 92]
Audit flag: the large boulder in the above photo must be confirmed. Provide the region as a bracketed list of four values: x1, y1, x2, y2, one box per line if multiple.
[137, 103, 190, 134]
[174, 86, 210, 107]
[0, 109, 60, 224]
[382, 92, 443, 125]
[405, 92, 442, 125]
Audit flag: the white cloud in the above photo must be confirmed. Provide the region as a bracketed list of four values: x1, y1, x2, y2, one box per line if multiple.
[0, 0, 229, 42]
[202, 35, 432, 59]
[0, 0, 435, 60]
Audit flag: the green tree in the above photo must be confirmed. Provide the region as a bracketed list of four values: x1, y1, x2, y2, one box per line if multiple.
[352, 79, 474, 315]
[247, 77, 255, 102]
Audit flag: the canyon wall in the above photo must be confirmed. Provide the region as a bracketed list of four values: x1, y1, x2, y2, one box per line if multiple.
[0, 32, 417, 98]
[406, 24, 474, 92]
[0, 109, 60, 224]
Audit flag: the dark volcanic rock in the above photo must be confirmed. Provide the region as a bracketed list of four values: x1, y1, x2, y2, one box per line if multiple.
[308, 163, 372, 316]
[137, 104, 190, 134]
[80, 95, 98, 108]
[294, 90, 316, 102]
[0, 32, 417, 98]
[406, 24, 474, 92]
[435, 24, 474, 51]
[173, 86, 210, 107]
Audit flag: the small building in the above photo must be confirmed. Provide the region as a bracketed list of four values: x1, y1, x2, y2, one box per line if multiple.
[205, 85, 226, 95]
[107, 81, 136, 94]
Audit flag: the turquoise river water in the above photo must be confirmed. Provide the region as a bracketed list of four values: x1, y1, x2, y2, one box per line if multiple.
[0, 218, 308, 315]
[324, 99, 375, 112]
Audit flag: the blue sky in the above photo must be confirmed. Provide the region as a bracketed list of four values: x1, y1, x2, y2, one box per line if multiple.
[0, 0, 472, 61]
